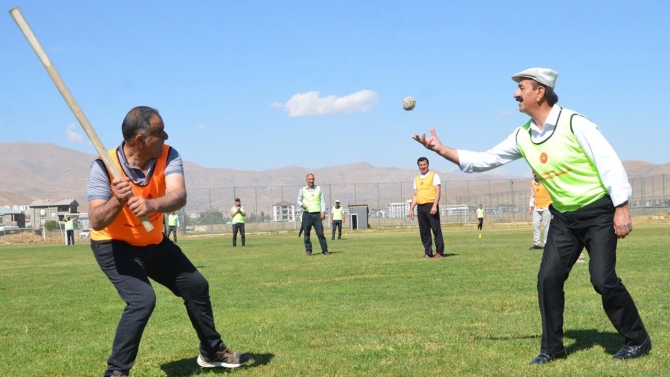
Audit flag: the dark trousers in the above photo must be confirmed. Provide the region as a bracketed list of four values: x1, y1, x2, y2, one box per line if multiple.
[232, 223, 245, 246]
[477, 218, 484, 231]
[66, 229, 75, 245]
[91, 236, 223, 376]
[166, 225, 178, 243]
[303, 212, 328, 253]
[331, 220, 342, 239]
[417, 203, 444, 256]
[539, 196, 648, 354]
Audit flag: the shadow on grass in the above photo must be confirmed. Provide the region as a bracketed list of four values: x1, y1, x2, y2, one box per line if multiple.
[564, 329, 622, 355]
[477, 329, 621, 355]
[160, 353, 274, 376]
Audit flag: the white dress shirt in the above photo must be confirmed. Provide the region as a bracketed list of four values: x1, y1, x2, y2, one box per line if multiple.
[457, 105, 632, 206]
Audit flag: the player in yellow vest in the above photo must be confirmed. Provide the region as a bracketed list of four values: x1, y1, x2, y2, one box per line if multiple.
[64, 214, 78, 245]
[87, 107, 247, 376]
[412, 68, 650, 364]
[230, 198, 246, 246]
[166, 211, 179, 243]
[409, 157, 445, 258]
[476, 204, 484, 237]
[330, 199, 345, 240]
[528, 174, 552, 249]
[296, 173, 329, 256]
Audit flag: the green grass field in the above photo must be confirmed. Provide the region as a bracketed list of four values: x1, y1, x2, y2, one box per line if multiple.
[1, 224, 669, 376]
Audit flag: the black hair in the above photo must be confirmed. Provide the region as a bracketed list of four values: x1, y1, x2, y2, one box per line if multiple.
[531, 82, 559, 106]
[122, 106, 160, 142]
[417, 157, 429, 165]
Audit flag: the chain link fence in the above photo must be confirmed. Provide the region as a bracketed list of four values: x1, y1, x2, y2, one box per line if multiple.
[176, 174, 670, 236]
[2, 174, 667, 243]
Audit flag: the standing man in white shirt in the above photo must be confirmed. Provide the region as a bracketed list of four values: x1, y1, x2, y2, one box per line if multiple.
[166, 211, 179, 243]
[412, 67, 650, 364]
[528, 173, 552, 250]
[330, 199, 345, 240]
[297, 173, 330, 256]
[64, 214, 79, 245]
[230, 198, 246, 247]
[476, 204, 484, 238]
[409, 157, 445, 258]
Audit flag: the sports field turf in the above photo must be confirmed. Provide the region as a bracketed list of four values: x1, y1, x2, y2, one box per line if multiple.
[1, 224, 668, 376]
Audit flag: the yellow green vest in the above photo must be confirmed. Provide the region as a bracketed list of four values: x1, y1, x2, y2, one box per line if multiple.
[64, 219, 74, 230]
[516, 108, 607, 212]
[232, 206, 245, 224]
[168, 213, 178, 226]
[302, 186, 323, 213]
[332, 206, 344, 221]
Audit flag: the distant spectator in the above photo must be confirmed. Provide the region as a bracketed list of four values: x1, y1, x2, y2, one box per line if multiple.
[476, 204, 484, 236]
[528, 173, 551, 249]
[64, 214, 79, 245]
[230, 198, 246, 247]
[166, 211, 179, 243]
[330, 200, 345, 240]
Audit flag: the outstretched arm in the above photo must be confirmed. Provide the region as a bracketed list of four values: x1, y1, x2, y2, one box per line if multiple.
[412, 126, 461, 166]
[413, 126, 523, 173]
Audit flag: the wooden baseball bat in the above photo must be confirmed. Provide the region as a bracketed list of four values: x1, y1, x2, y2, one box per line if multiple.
[9, 7, 154, 232]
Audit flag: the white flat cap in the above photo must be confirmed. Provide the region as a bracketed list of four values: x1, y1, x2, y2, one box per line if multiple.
[512, 68, 558, 89]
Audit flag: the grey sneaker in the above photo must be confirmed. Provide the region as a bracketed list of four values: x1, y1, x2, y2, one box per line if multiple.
[197, 346, 249, 368]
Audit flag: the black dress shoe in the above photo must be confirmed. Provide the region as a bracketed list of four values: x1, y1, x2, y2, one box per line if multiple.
[529, 349, 567, 365]
[613, 337, 652, 360]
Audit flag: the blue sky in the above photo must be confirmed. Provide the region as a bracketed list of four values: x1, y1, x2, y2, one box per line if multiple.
[1, 1, 668, 175]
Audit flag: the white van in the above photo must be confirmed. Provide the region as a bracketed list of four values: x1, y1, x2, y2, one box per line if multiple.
[0, 225, 20, 235]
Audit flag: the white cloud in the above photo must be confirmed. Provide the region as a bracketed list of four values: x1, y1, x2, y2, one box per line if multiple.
[196, 123, 207, 131]
[497, 109, 510, 117]
[65, 123, 84, 143]
[275, 90, 379, 117]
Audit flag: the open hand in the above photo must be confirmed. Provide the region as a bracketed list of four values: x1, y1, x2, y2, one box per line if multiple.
[412, 126, 443, 152]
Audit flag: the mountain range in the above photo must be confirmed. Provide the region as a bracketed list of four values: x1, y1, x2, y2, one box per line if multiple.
[1, 141, 669, 212]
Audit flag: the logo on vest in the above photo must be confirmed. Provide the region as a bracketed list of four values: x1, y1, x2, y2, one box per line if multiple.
[540, 152, 548, 164]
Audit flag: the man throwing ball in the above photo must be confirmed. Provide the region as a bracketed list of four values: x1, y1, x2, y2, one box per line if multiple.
[412, 68, 651, 364]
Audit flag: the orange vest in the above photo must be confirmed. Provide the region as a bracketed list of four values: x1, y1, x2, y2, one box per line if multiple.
[91, 145, 170, 246]
[532, 180, 552, 209]
[415, 171, 437, 204]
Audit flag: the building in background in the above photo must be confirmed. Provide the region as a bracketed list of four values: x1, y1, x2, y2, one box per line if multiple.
[387, 200, 412, 218]
[272, 200, 296, 222]
[29, 199, 79, 227]
[0, 207, 26, 228]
